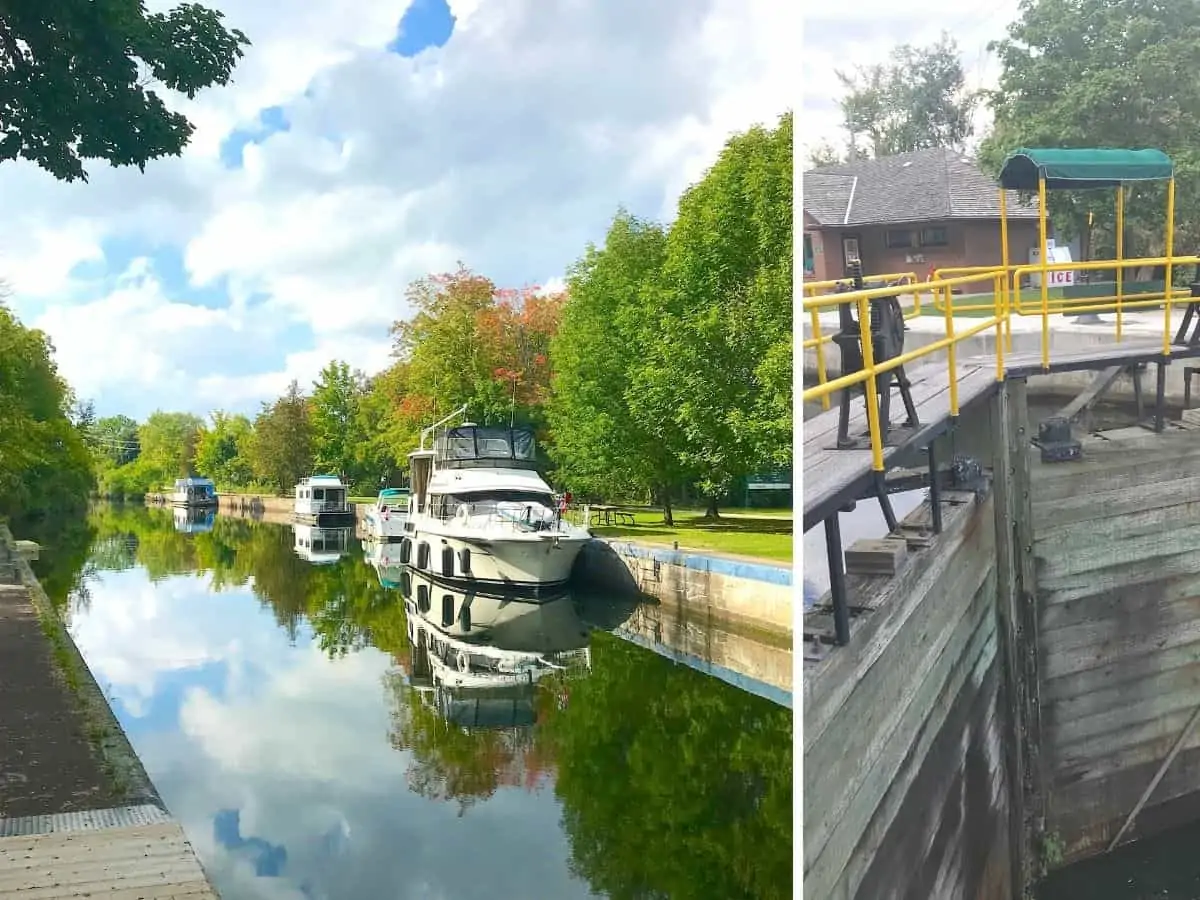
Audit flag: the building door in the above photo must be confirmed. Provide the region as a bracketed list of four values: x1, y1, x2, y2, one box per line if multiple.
[841, 234, 861, 273]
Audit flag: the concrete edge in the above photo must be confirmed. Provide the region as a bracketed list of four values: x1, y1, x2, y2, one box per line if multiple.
[594, 538, 793, 586]
[0, 523, 163, 812]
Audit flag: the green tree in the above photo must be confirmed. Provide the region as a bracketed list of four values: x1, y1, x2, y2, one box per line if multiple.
[805, 140, 846, 169]
[138, 411, 203, 485]
[93, 414, 140, 466]
[0, 0, 250, 182]
[634, 112, 793, 516]
[250, 380, 314, 493]
[311, 361, 368, 488]
[0, 301, 94, 515]
[194, 411, 254, 487]
[548, 209, 687, 521]
[837, 33, 977, 158]
[980, 0, 1200, 255]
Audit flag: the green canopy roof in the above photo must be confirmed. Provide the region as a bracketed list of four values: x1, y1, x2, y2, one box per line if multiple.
[998, 148, 1174, 191]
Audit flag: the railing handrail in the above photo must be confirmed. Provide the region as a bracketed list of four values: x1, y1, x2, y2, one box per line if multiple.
[801, 254, 1200, 474]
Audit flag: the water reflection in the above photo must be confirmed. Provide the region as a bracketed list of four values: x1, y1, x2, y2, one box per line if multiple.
[29, 504, 792, 900]
[174, 506, 215, 534]
[293, 524, 353, 565]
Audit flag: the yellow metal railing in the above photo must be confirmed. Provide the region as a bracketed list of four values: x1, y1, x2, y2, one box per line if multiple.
[802, 269, 1007, 471]
[802, 255, 1200, 473]
[803, 272, 919, 410]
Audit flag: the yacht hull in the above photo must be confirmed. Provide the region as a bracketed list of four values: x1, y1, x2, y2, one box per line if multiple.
[404, 526, 586, 590]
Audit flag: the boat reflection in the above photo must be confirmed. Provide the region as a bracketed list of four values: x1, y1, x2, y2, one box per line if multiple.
[394, 566, 607, 730]
[362, 538, 404, 588]
[173, 505, 215, 534]
[292, 523, 352, 565]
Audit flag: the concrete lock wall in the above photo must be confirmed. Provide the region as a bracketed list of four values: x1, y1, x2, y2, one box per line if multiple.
[574, 540, 792, 637]
[802, 490, 1012, 900]
[1031, 426, 1200, 863]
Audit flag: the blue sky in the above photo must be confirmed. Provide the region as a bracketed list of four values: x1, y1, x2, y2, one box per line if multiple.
[0, 0, 788, 422]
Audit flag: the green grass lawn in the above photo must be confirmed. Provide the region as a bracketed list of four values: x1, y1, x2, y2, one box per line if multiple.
[588, 507, 793, 562]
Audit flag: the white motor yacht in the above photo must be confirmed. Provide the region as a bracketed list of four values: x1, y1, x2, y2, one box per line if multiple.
[400, 406, 590, 592]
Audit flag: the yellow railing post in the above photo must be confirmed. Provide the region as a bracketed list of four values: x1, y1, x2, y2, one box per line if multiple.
[811, 307, 830, 411]
[1116, 185, 1125, 342]
[1039, 175, 1050, 370]
[1165, 177, 1177, 356]
[994, 272, 1005, 381]
[999, 188, 1011, 353]
[943, 281, 959, 416]
[856, 297, 885, 471]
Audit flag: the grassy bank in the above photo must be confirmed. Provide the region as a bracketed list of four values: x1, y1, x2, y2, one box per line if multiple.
[589, 507, 793, 562]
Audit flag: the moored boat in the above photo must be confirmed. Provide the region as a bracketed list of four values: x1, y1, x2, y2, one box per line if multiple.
[293, 474, 355, 525]
[400, 405, 590, 593]
[170, 476, 218, 508]
[362, 488, 410, 541]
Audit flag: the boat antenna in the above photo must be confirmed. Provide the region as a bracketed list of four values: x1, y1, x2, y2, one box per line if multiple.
[509, 372, 517, 429]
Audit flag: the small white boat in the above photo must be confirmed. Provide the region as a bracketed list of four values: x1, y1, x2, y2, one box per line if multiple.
[362, 538, 404, 588]
[293, 523, 352, 564]
[170, 476, 218, 508]
[401, 406, 591, 593]
[362, 488, 410, 541]
[294, 474, 354, 524]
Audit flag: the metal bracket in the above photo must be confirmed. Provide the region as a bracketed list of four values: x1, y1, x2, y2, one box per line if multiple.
[1034, 416, 1083, 464]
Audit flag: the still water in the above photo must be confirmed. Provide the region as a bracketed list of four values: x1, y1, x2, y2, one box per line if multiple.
[30, 505, 793, 900]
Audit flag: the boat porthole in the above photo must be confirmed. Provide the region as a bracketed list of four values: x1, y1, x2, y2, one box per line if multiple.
[457, 650, 469, 673]
[417, 541, 429, 569]
[417, 584, 430, 614]
[458, 548, 471, 574]
[460, 604, 471, 632]
[441, 594, 454, 628]
[400, 538, 411, 564]
[399, 571, 411, 599]
[441, 545, 455, 577]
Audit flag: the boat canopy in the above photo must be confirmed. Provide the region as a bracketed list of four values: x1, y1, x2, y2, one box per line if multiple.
[998, 147, 1174, 191]
[379, 487, 410, 498]
[434, 426, 538, 467]
[175, 476, 215, 487]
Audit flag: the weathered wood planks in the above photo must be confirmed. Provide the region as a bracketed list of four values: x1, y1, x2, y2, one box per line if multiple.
[803, 491, 1009, 900]
[1032, 426, 1200, 862]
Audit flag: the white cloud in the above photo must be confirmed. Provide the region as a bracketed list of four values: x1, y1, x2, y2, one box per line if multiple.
[0, 0, 793, 419]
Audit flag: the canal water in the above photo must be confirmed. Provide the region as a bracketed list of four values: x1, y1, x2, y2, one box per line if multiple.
[29, 504, 793, 900]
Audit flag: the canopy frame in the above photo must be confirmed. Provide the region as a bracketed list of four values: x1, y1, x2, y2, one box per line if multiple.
[996, 147, 1177, 363]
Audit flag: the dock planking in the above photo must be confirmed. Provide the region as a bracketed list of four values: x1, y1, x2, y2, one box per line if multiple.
[0, 805, 217, 899]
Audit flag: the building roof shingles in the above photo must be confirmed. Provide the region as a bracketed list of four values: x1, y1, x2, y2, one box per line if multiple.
[803, 147, 1039, 227]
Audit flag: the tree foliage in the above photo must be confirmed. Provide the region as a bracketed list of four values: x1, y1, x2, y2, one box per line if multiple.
[547, 210, 687, 520]
[0, 301, 94, 516]
[630, 112, 793, 514]
[138, 411, 203, 484]
[194, 411, 254, 487]
[94, 414, 140, 467]
[310, 361, 368, 486]
[0, 0, 250, 182]
[250, 380, 314, 493]
[980, 0, 1200, 254]
[837, 33, 977, 159]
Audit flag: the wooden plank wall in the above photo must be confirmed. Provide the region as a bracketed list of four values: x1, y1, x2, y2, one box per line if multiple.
[1033, 427, 1200, 863]
[803, 493, 1011, 900]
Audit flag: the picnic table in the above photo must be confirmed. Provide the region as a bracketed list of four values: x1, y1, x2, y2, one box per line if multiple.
[587, 505, 636, 527]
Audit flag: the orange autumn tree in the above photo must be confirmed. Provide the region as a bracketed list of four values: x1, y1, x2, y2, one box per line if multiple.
[387, 265, 564, 436]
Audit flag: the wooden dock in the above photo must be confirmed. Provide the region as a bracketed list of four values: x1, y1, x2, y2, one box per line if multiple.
[0, 804, 216, 898]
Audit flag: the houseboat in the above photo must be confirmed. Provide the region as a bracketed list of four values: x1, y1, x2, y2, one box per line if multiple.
[292, 523, 352, 564]
[293, 474, 354, 525]
[170, 476, 218, 507]
[362, 538, 404, 589]
[401, 406, 591, 593]
[362, 488, 410, 541]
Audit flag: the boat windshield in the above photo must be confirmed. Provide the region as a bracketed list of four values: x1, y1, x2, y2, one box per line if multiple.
[434, 426, 538, 466]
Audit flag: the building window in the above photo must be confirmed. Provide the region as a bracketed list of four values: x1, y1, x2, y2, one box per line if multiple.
[920, 226, 949, 247]
[885, 229, 914, 249]
[803, 233, 815, 275]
